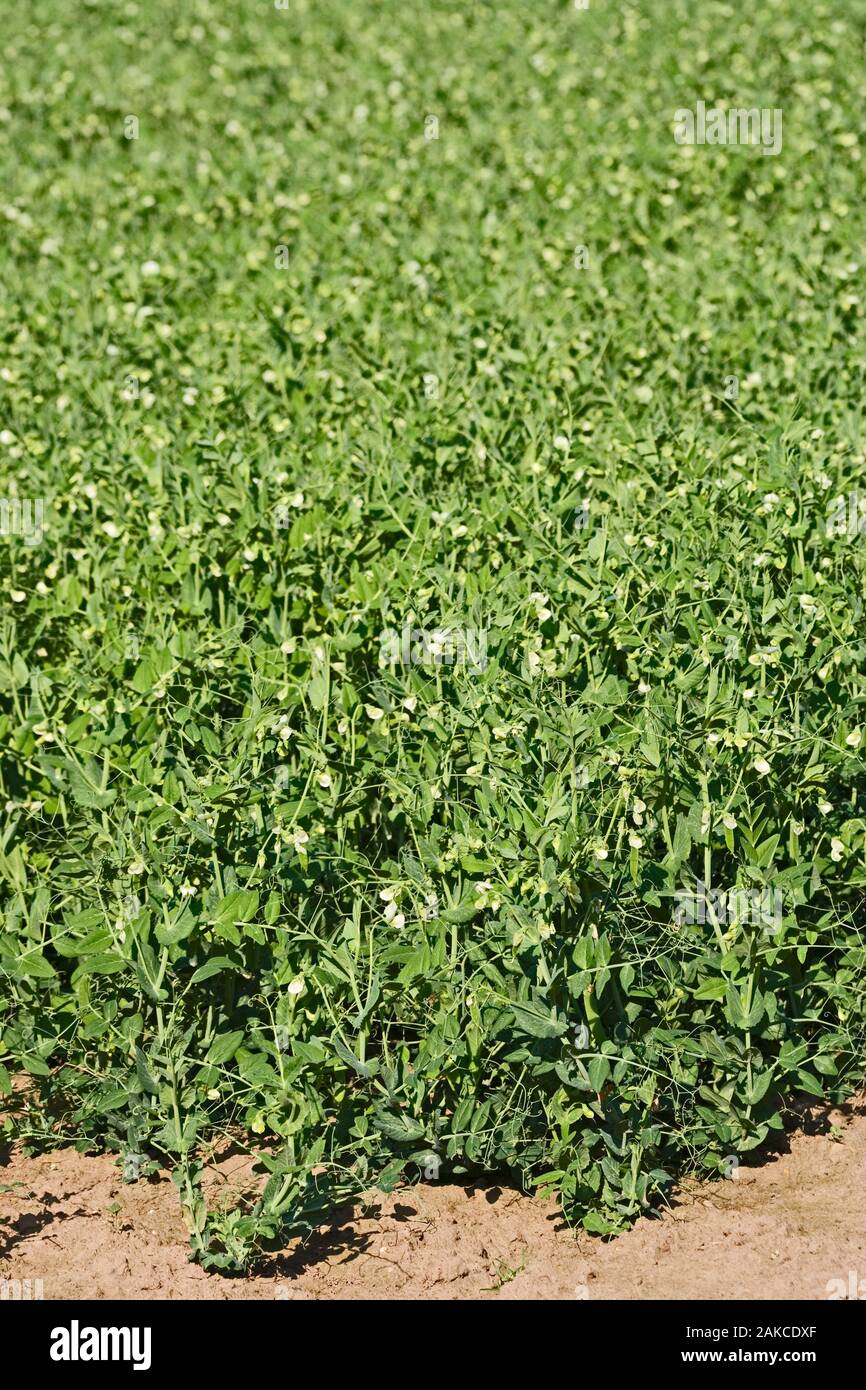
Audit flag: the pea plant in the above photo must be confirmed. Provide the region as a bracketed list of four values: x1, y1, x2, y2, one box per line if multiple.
[1, 0, 865, 1272]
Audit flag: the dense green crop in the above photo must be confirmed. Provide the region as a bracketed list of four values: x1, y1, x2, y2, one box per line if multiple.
[1, 0, 865, 1270]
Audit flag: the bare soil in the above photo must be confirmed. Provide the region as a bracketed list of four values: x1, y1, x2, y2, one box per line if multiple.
[2, 1099, 864, 1301]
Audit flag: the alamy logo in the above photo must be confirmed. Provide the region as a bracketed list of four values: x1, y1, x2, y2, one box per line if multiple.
[49, 1321, 152, 1371]
[825, 1270, 865, 1300]
[1, 1278, 43, 1299]
[674, 101, 782, 156]
[379, 623, 487, 672]
[826, 491, 866, 538]
[674, 880, 783, 933]
[0, 496, 44, 545]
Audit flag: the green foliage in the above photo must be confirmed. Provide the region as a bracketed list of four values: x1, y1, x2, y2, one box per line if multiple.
[1, 0, 865, 1270]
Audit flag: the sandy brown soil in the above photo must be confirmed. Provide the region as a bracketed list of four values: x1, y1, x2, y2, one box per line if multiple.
[1, 1099, 864, 1301]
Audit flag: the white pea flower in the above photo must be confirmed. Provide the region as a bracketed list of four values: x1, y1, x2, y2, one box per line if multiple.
[530, 592, 552, 621]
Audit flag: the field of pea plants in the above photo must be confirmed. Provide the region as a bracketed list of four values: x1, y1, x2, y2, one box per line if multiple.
[1, 0, 865, 1279]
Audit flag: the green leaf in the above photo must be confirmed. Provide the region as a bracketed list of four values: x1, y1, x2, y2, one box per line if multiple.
[333, 1037, 377, 1078]
[16, 951, 57, 979]
[583, 1209, 618, 1234]
[796, 1070, 826, 1099]
[189, 956, 235, 984]
[724, 983, 765, 1030]
[693, 978, 727, 1001]
[73, 953, 127, 977]
[212, 889, 259, 928]
[746, 1071, 773, 1105]
[509, 1001, 567, 1039]
[206, 1030, 245, 1065]
[135, 1046, 159, 1094]
[21, 1055, 51, 1078]
[640, 723, 661, 768]
[68, 764, 117, 810]
[587, 1054, 611, 1091]
[372, 1109, 426, 1142]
